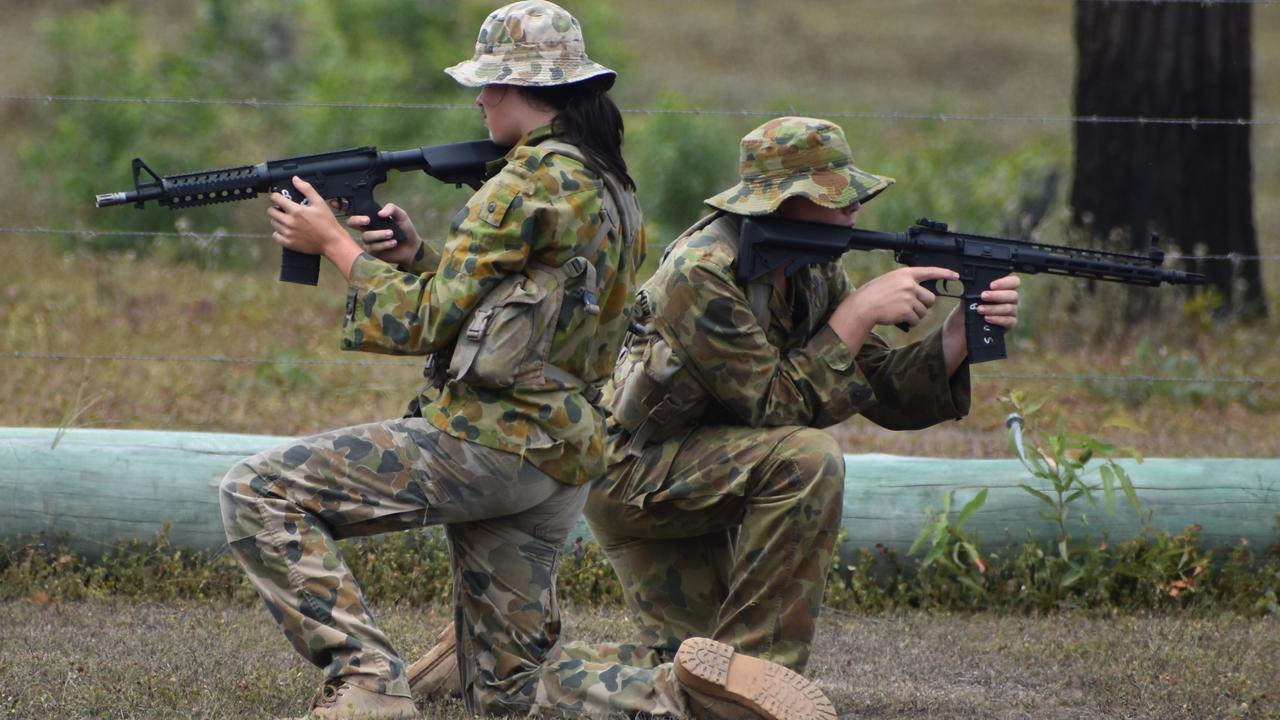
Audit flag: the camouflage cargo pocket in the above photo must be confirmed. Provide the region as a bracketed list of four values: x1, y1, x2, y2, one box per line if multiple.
[448, 270, 560, 388]
[603, 331, 708, 446]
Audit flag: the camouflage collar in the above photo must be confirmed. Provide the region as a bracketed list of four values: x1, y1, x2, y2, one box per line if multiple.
[516, 125, 556, 150]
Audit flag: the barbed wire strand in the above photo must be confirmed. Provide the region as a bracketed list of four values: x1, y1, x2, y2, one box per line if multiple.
[0, 350, 419, 367]
[0, 227, 270, 240]
[3, 227, 1274, 262]
[2, 350, 1276, 386]
[1075, 0, 1276, 4]
[3, 94, 1279, 128]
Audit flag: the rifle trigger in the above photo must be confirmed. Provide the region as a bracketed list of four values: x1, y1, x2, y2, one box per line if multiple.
[927, 278, 965, 298]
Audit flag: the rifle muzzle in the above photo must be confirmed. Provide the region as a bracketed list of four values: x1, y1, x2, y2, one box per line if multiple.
[95, 192, 133, 208]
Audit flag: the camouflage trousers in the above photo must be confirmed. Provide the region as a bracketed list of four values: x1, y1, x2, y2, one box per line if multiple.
[574, 425, 845, 673]
[219, 417, 689, 717]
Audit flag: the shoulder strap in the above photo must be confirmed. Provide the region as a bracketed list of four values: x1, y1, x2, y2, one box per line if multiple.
[661, 211, 724, 265]
[745, 282, 772, 331]
[681, 213, 772, 330]
[536, 139, 640, 250]
[525, 139, 630, 407]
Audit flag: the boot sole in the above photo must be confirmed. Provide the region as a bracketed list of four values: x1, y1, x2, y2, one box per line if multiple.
[674, 638, 836, 720]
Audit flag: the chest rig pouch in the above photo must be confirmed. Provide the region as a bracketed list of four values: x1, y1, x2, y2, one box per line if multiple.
[423, 141, 635, 403]
[603, 213, 773, 455]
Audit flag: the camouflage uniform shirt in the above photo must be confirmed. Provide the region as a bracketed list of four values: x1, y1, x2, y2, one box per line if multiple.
[341, 127, 643, 486]
[608, 212, 968, 453]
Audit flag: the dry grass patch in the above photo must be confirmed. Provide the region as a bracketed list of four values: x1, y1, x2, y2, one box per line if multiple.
[2, 601, 1277, 719]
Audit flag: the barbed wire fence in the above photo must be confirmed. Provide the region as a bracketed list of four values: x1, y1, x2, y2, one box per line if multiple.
[5, 93, 1280, 126]
[1, 91, 1277, 389]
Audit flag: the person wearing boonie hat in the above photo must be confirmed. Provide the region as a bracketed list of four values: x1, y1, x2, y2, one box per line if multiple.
[704, 115, 895, 216]
[223, 0, 837, 718]
[443, 0, 617, 89]
[408, 115, 1017, 717]
[537, 115, 1021, 687]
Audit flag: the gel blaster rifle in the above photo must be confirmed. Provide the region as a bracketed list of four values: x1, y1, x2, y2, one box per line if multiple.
[95, 140, 509, 285]
[738, 216, 1205, 363]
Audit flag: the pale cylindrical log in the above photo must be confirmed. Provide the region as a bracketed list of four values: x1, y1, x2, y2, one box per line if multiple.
[1, 428, 1276, 561]
[838, 454, 1279, 557]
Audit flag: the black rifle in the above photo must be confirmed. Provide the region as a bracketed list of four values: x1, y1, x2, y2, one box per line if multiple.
[738, 216, 1206, 363]
[95, 140, 509, 285]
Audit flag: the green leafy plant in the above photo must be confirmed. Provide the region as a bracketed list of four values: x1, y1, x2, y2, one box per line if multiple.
[823, 537, 918, 613]
[1003, 391, 1144, 580]
[908, 488, 991, 601]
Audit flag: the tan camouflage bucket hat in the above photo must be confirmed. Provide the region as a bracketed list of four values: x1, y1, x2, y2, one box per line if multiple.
[445, 1, 616, 89]
[705, 116, 894, 216]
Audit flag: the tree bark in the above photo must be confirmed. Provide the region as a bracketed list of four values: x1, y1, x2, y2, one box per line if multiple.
[1071, 0, 1264, 319]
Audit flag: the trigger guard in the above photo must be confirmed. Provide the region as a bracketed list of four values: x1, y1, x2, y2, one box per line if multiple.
[933, 278, 965, 298]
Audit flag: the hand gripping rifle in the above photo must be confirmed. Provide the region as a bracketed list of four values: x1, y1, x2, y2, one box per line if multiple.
[737, 216, 1206, 363]
[95, 140, 509, 285]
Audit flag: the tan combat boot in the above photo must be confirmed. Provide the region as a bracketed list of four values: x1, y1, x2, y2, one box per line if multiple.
[290, 679, 419, 720]
[407, 622, 462, 701]
[673, 638, 836, 720]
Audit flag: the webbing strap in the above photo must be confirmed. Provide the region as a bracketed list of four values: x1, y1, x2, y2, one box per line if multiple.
[544, 364, 603, 407]
[529, 139, 630, 405]
[746, 282, 772, 331]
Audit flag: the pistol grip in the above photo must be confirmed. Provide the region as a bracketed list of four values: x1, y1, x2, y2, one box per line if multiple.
[349, 193, 406, 244]
[364, 214, 407, 243]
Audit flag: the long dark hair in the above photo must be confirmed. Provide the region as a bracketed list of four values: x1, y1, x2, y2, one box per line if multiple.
[520, 80, 636, 191]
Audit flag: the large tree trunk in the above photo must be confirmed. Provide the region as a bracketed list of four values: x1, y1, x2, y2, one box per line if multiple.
[1071, 0, 1264, 319]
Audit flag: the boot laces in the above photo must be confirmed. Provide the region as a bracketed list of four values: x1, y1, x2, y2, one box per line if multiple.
[312, 678, 351, 709]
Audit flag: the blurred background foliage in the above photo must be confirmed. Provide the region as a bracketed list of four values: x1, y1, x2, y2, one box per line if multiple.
[16, 0, 1072, 266]
[2, 0, 1277, 454]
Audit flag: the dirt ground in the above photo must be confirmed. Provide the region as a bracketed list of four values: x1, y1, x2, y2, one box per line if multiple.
[1, 601, 1276, 719]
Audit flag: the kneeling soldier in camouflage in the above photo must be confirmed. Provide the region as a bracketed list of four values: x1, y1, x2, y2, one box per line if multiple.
[580, 115, 1018, 675]
[221, 2, 837, 718]
[409, 115, 1019, 706]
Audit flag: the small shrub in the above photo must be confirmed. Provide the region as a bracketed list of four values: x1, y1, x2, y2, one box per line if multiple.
[2, 494, 1274, 617]
[1081, 338, 1266, 410]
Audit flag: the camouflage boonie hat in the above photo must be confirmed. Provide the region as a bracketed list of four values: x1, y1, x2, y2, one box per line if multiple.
[445, 1, 616, 89]
[705, 116, 894, 216]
